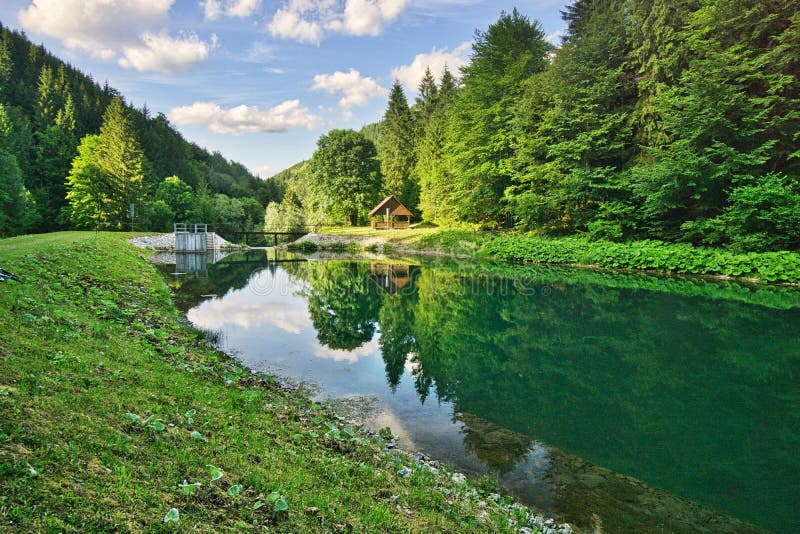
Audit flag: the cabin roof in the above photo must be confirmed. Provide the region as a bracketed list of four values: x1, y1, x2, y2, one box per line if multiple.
[369, 195, 413, 217]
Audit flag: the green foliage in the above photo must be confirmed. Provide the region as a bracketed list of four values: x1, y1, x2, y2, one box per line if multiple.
[155, 176, 195, 221]
[65, 135, 108, 229]
[264, 198, 306, 233]
[378, 80, 418, 211]
[445, 8, 551, 226]
[309, 129, 381, 226]
[484, 235, 800, 283]
[142, 200, 175, 232]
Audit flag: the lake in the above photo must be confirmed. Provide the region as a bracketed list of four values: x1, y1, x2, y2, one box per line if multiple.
[158, 250, 800, 533]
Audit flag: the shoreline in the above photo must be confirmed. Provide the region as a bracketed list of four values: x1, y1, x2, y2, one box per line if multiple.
[286, 229, 800, 286]
[0, 231, 572, 533]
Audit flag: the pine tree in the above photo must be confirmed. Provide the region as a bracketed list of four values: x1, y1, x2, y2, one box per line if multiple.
[96, 97, 146, 228]
[35, 65, 63, 129]
[412, 67, 438, 136]
[0, 103, 36, 235]
[377, 80, 418, 210]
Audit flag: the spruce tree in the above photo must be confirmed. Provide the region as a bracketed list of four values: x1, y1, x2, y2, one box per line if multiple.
[413, 67, 438, 136]
[377, 80, 418, 211]
[96, 97, 146, 228]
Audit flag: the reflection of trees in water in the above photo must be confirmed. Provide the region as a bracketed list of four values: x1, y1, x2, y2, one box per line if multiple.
[376, 267, 420, 390]
[456, 412, 533, 474]
[300, 262, 383, 350]
[274, 259, 798, 531]
[159, 250, 274, 310]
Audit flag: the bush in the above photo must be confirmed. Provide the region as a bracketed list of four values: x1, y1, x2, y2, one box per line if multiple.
[484, 235, 800, 283]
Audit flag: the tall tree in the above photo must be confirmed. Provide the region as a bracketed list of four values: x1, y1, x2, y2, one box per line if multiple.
[445, 9, 551, 226]
[412, 67, 438, 136]
[508, 0, 635, 237]
[309, 129, 381, 226]
[377, 80, 418, 210]
[96, 97, 146, 228]
[65, 134, 108, 228]
[417, 67, 457, 223]
[0, 103, 36, 235]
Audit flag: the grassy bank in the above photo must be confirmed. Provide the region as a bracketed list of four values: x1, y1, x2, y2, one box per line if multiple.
[315, 227, 800, 284]
[0, 232, 543, 532]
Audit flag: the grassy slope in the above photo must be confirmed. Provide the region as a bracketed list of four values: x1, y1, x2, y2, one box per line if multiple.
[0, 232, 526, 532]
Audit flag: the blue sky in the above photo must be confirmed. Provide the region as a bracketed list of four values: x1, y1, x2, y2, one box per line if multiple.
[0, 1, 568, 178]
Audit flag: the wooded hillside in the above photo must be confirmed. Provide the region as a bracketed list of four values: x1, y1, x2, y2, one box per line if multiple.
[0, 22, 280, 236]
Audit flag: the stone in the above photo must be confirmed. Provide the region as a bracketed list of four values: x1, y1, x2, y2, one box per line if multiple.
[397, 466, 412, 478]
[451, 472, 467, 484]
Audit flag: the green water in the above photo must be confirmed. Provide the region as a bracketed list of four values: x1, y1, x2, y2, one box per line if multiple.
[162, 252, 800, 532]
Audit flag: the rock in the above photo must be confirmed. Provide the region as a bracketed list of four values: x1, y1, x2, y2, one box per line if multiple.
[489, 493, 501, 502]
[559, 526, 573, 534]
[451, 472, 467, 484]
[518, 528, 534, 534]
[397, 466, 412, 478]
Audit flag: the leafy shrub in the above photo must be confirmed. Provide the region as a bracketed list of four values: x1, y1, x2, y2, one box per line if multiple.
[484, 235, 800, 283]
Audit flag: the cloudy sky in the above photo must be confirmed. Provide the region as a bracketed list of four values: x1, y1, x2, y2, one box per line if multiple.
[0, 1, 568, 178]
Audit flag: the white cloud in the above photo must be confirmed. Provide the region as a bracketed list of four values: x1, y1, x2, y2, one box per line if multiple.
[313, 337, 380, 364]
[188, 298, 312, 333]
[546, 29, 566, 46]
[390, 41, 469, 94]
[312, 69, 387, 116]
[18, 0, 173, 58]
[202, 0, 261, 20]
[119, 32, 217, 72]
[267, 0, 409, 44]
[250, 164, 277, 178]
[168, 100, 322, 134]
[268, 1, 328, 44]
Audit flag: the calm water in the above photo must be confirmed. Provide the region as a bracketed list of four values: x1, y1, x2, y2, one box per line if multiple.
[159, 251, 800, 533]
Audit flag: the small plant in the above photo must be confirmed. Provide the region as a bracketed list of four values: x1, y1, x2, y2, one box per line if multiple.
[122, 412, 166, 432]
[267, 491, 289, 512]
[163, 508, 180, 523]
[227, 484, 243, 496]
[177, 480, 202, 495]
[206, 464, 224, 482]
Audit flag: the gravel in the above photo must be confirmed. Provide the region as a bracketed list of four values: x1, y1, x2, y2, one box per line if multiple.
[128, 233, 239, 251]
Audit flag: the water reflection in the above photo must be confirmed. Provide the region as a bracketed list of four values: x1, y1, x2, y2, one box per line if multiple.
[160, 254, 800, 533]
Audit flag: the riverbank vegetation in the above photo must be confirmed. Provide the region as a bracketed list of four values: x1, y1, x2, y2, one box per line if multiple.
[0, 232, 552, 531]
[271, 1, 799, 256]
[307, 226, 800, 284]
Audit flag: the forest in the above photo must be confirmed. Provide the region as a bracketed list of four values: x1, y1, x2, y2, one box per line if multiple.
[276, 0, 800, 252]
[0, 22, 279, 238]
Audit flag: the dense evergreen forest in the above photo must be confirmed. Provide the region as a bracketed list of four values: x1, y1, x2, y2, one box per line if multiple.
[278, 0, 800, 252]
[0, 22, 280, 237]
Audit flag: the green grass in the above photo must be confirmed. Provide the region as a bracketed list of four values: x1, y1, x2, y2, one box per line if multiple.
[0, 232, 529, 532]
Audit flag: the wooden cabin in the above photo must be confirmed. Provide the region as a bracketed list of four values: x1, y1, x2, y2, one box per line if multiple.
[369, 195, 412, 230]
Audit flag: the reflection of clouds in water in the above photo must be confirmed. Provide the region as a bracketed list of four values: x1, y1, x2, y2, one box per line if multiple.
[313, 337, 380, 364]
[188, 297, 311, 333]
